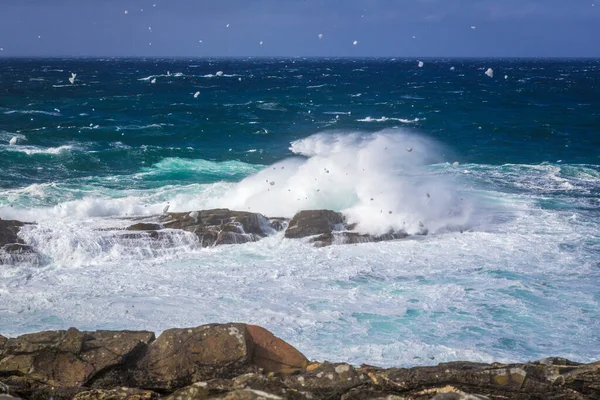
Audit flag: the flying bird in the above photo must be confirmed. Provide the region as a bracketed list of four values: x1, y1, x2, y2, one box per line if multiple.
[69, 73, 76, 84]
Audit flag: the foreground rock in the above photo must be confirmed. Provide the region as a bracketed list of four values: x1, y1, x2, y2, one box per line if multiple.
[126, 209, 285, 247]
[0, 218, 38, 264]
[1, 325, 599, 399]
[284, 210, 409, 247]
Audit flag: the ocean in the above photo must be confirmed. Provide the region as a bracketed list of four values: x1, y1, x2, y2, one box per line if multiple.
[0, 58, 599, 367]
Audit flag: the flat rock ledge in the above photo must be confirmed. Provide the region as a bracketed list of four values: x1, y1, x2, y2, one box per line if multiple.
[1, 324, 598, 400]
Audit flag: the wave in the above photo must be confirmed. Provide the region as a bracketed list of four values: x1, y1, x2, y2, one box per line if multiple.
[138, 72, 185, 81]
[2, 144, 75, 155]
[4, 110, 61, 117]
[357, 117, 422, 123]
[197, 130, 477, 236]
[115, 123, 172, 131]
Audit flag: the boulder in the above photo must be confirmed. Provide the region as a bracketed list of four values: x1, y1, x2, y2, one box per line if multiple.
[284, 210, 345, 239]
[284, 210, 409, 247]
[132, 324, 257, 391]
[0, 334, 6, 352]
[0, 328, 154, 388]
[246, 325, 309, 375]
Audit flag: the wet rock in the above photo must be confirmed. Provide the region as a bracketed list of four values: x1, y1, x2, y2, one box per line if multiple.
[73, 387, 159, 400]
[310, 231, 409, 247]
[284, 362, 370, 399]
[0, 327, 154, 388]
[140, 209, 282, 247]
[0, 219, 37, 262]
[284, 210, 345, 239]
[247, 325, 308, 375]
[126, 223, 163, 231]
[133, 324, 256, 391]
[285, 210, 408, 247]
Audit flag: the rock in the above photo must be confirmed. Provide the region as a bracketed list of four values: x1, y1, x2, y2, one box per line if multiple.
[247, 325, 308, 375]
[284, 210, 345, 239]
[133, 324, 256, 391]
[310, 231, 409, 247]
[0, 328, 154, 388]
[0, 219, 36, 261]
[0, 335, 6, 352]
[285, 210, 408, 247]
[126, 209, 282, 247]
[362, 360, 591, 399]
[73, 388, 159, 400]
[163, 374, 307, 400]
[126, 223, 163, 231]
[284, 362, 370, 399]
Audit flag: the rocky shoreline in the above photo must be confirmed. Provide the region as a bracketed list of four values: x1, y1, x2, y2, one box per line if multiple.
[1, 208, 426, 264]
[0, 323, 598, 400]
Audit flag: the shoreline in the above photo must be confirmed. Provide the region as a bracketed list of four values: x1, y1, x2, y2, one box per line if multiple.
[1, 323, 598, 400]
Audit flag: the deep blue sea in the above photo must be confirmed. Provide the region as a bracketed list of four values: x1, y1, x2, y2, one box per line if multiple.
[1, 58, 599, 366]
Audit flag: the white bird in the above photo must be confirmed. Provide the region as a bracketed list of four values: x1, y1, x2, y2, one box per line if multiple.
[418, 61, 424, 68]
[471, 26, 476, 29]
[226, 24, 230, 28]
[485, 68, 494, 78]
[151, 78, 156, 84]
[504, 75, 508, 80]
[353, 40, 358, 46]
[259, 41, 263, 45]
[9, 136, 18, 145]
[406, 147, 413, 152]
[124, 10, 128, 14]
[216, 71, 224, 77]
[452, 161, 460, 167]
[318, 33, 323, 39]
[450, 66, 455, 71]
[68, 73, 76, 84]
[193, 91, 200, 98]
[0, 48, 3, 51]
[162, 204, 170, 214]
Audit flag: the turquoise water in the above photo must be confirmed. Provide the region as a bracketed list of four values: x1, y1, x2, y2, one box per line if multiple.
[0, 58, 599, 366]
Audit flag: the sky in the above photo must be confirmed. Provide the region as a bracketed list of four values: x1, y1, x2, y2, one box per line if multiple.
[0, 0, 598, 58]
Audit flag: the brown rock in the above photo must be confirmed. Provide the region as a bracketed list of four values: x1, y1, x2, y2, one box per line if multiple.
[73, 388, 159, 400]
[247, 325, 308, 375]
[284, 210, 345, 239]
[285, 210, 409, 247]
[133, 324, 256, 391]
[0, 328, 154, 388]
[284, 362, 369, 399]
[127, 209, 282, 247]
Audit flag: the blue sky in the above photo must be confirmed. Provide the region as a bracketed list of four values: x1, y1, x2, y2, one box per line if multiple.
[0, 0, 598, 57]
